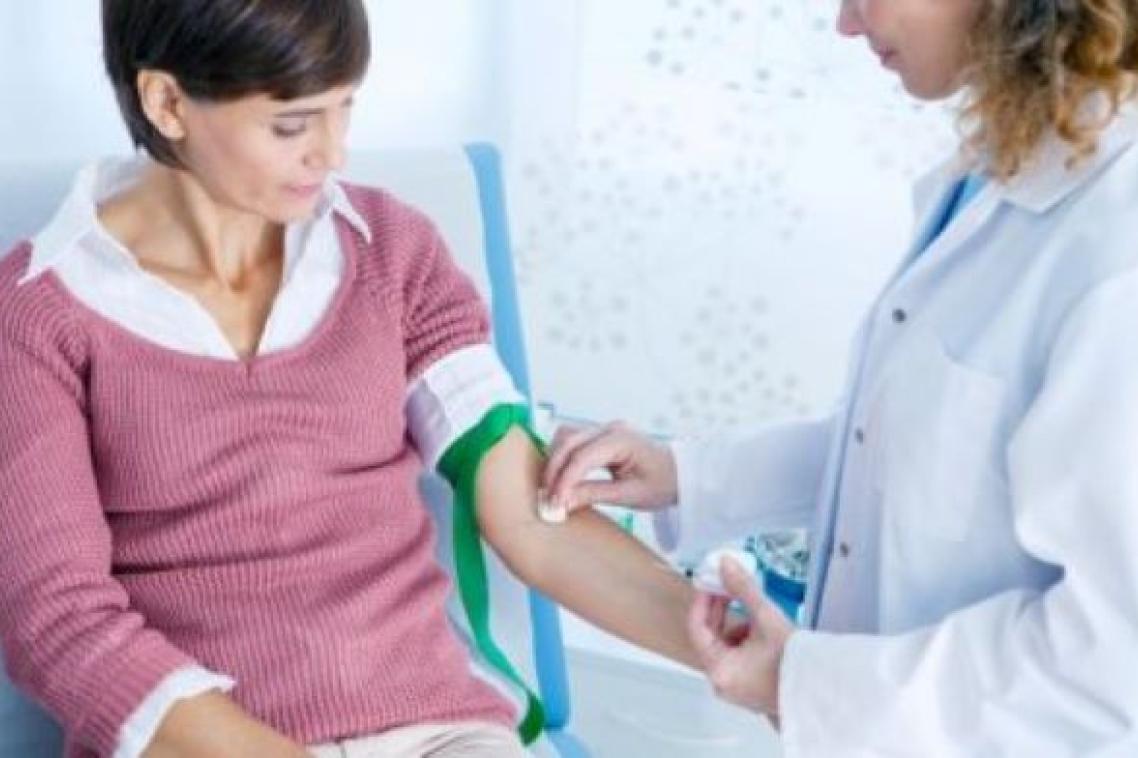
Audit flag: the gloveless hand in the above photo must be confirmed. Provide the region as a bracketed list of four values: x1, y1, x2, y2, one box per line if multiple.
[688, 557, 794, 719]
[542, 421, 678, 513]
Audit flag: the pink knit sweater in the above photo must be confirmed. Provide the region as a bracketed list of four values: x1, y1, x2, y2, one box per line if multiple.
[0, 185, 516, 757]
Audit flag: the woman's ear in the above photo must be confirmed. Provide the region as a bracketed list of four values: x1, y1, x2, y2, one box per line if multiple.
[136, 70, 188, 142]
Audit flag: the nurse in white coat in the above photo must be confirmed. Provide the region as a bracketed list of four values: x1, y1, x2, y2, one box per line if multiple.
[544, 0, 1138, 754]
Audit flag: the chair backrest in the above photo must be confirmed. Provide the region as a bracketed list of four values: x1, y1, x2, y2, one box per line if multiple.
[0, 145, 571, 755]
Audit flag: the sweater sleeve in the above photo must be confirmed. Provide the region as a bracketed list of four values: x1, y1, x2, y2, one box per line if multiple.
[0, 302, 198, 756]
[397, 215, 492, 383]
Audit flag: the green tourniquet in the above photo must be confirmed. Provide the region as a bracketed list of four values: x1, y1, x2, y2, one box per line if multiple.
[437, 403, 549, 745]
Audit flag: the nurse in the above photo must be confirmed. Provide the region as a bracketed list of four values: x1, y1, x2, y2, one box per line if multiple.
[545, 0, 1138, 753]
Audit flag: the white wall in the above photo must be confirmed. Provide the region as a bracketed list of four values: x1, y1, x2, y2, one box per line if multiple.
[0, 0, 957, 450]
[0, 1, 507, 161]
[505, 1, 957, 433]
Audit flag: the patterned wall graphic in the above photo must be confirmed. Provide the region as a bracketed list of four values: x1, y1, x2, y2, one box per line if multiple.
[507, 0, 957, 438]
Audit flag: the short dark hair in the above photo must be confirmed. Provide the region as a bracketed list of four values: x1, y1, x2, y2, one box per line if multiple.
[102, 0, 371, 167]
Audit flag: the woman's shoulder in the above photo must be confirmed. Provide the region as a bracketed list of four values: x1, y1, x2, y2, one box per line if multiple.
[0, 244, 88, 356]
[0, 243, 44, 318]
[335, 181, 439, 244]
[0, 242, 32, 288]
[1008, 140, 1138, 357]
[333, 181, 456, 289]
[1051, 139, 1138, 276]
[1083, 136, 1138, 229]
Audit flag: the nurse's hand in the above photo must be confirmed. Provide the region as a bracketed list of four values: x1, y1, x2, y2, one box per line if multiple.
[542, 421, 678, 514]
[689, 557, 793, 719]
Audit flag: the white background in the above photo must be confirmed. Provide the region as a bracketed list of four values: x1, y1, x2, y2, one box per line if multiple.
[0, 1, 956, 434]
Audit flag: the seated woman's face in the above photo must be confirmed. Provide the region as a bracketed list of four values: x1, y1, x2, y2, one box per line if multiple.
[175, 83, 357, 223]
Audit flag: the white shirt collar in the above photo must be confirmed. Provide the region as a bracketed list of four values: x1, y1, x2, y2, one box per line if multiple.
[318, 173, 373, 245]
[20, 154, 372, 286]
[913, 98, 1138, 218]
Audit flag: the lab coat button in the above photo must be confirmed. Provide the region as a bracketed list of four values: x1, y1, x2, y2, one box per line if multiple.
[892, 308, 908, 324]
[854, 428, 866, 444]
[838, 542, 851, 558]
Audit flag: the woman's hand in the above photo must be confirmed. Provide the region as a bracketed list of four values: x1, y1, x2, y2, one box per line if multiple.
[542, 421, 679, 514]
[688, 557, 794, 719]
[143, 690, 310, 758]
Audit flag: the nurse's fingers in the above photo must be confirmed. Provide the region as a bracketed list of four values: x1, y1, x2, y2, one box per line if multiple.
[688, 590, 730, 672]
[709, 594, 729, 638]
[691, 594, 749, 703]
[542, 424, 603, 494]
[707, 589, 751, 647]
[724, 616, 751, 646]
[546, 424, 634, 511]
[720, 558, 783, 635]
[563, 478, 644, 513]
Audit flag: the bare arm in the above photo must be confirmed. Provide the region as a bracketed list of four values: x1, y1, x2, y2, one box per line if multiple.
[476, 428, 702, 671]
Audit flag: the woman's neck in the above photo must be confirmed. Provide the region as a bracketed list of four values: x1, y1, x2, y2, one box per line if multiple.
[99, 161, 284, 293]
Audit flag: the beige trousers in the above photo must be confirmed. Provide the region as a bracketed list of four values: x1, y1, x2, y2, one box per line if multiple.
[308, 721, 528, 758]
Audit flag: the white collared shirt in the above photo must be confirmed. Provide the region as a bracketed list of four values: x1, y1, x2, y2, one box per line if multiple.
[662, 104, 1138, 754]
[20, 156, 521, 757]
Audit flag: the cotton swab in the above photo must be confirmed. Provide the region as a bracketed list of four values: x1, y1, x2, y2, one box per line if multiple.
[692, 547, 758, 596]
[535, 488, 567, 524]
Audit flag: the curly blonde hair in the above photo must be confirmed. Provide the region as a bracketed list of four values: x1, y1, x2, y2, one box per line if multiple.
[961, 0, 1138, 180]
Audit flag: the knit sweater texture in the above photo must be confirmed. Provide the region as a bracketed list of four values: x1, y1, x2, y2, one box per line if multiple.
[0, 184, 516, 757]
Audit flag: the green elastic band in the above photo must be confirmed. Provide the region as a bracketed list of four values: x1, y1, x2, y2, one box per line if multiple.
[437, 403, 548, 745]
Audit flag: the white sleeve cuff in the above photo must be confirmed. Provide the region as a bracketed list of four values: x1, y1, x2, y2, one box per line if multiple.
[114, 665, 236, 758]
[777, 630, 824, 758]
[651, 437, 726, 561]
[777, 627, 892, 757]
[659, 418, 835, 561]
[406, 343, 524, 470]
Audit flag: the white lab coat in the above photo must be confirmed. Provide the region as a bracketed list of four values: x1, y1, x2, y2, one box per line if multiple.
[659, 105, 1138, 755]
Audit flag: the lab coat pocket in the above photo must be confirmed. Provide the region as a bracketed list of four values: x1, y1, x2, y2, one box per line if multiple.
[873, 335, 1006, 543]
